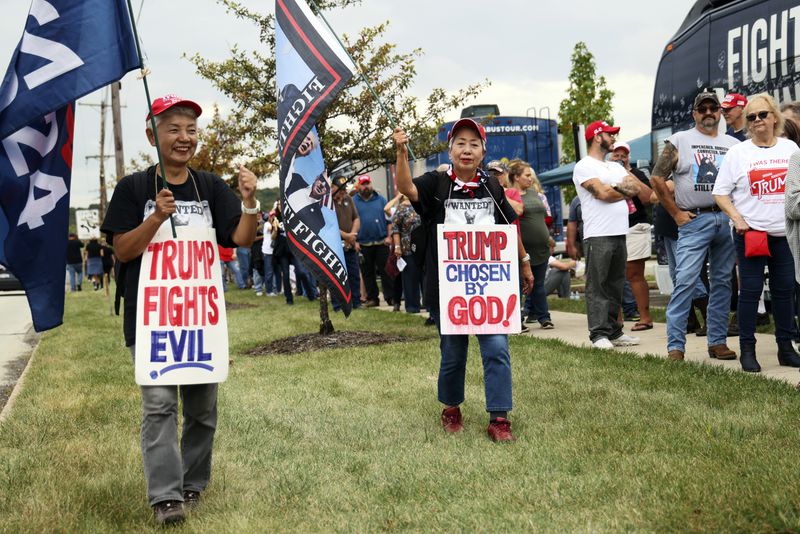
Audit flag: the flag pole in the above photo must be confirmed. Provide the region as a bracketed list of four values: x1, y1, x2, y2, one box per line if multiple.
[124, 0, 177, 238]
[308, 0, 417, 161]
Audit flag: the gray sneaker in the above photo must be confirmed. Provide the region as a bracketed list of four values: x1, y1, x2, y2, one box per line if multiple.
[153, 500, 185, 525]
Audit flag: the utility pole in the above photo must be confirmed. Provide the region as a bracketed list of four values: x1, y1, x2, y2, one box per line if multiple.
[81, 83, 126, 222]
[110, 81, 125, 187]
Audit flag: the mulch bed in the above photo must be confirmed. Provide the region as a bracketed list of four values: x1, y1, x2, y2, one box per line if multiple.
[245, 330, 411, 356]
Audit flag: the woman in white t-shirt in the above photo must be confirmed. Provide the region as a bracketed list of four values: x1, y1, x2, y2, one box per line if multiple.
[713, 93, 800, 373]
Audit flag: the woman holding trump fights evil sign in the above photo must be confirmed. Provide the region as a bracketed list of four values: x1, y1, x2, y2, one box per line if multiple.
[393, 120, 533, 442]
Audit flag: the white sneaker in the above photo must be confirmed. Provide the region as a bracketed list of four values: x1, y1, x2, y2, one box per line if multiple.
[592, 337, 614, 349]
[255, 291, 263, 297]
[610, 334, 640, 347]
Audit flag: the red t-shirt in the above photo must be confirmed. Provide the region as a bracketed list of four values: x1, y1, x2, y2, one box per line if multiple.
[504, 188, 522, 229]
[218, 245, 234, 262]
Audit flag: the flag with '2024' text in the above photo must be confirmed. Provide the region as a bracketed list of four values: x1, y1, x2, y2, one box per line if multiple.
[276, 0, 356, 315]
[0, 0, 140, 331]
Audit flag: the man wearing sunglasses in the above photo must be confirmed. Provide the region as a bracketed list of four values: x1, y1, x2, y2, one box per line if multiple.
[650, 90, 740, 362]
[721, 93, 748, 142]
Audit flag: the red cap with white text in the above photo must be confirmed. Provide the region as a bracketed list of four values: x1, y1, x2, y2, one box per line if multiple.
[146, 94, 203, 121]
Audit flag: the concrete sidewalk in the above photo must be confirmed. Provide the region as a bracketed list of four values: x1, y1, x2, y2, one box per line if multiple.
[376, 304, 800, 387]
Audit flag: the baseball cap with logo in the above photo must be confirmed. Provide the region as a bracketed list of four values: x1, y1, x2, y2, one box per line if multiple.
[584, 120, 620, 141]
[486, 160, 508, 174]
[693, 89, 720, 109]
[447, 118, 487, 143]
[721, 93, 747, 109]
[146, 94, 203, 121]
[332, 175, 349, 192]
[357, 174, 372, 185]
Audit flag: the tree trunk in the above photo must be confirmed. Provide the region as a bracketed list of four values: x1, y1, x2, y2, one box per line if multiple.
[319, 284, 334, 335]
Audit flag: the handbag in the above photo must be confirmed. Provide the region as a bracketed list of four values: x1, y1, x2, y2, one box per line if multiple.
[744, 230, 770, 258]
[385, 251, 400, 278]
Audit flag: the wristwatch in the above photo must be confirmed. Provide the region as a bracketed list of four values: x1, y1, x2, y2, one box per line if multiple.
[241, 199, 261, 215]
[520, 253, 530, 263]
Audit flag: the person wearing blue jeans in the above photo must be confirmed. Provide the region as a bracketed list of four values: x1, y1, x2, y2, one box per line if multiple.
[393, 119, 533, 442]
[66, 263, 83, 292]
[664, 211, 735, 356]
[524, 260, 550, 325]
[650, 88, 739, 361]
[236, 246, 251, 288]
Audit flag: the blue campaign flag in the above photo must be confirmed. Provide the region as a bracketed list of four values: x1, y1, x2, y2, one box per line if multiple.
[0, 0, 141, 331]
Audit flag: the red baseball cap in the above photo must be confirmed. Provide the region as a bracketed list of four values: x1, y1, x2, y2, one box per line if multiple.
[585, 120, 620, 141]
[721, 93, 747, 109]
[146, 94, 203, 121]
[447, 118, 487, 143]
[357, 174, 372, 185]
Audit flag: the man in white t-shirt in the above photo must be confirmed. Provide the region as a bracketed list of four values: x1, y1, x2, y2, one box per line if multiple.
[650, 89, 739, 362]
[572, 120, 642, 348]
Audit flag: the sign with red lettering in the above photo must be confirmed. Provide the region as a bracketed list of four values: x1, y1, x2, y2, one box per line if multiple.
[134, 226, 228, 385]
[437, 224, 520, 335]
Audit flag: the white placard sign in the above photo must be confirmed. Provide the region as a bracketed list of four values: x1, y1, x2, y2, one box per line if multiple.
[135, 225, 229, 385]
[75, 209, 100, 239]
[437, 224, 520, 335]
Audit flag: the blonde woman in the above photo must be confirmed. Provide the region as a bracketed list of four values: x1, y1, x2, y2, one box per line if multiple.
[713, 93, 800, 372]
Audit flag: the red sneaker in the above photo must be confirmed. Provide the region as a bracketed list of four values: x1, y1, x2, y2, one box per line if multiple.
[441, 406, 463, 433]
[487, 417, 516, 442]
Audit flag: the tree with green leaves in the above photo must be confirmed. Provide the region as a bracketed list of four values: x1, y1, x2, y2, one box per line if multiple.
[189, 0, 486, 181]
[557, 42, 614, 166]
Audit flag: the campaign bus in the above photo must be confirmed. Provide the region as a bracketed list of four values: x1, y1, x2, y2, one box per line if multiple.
[651, 0, 800, 154]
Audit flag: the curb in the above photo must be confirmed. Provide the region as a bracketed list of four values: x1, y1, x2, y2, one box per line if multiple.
[0, 327, 39, 425]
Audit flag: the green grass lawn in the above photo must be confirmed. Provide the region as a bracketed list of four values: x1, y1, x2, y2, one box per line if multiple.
[1, 287, 799, 532]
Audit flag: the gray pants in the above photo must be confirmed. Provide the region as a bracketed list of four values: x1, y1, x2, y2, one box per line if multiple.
[129, 346, 218, 506]
[544, 268, 571, 298]
[584, 236, 627, 342]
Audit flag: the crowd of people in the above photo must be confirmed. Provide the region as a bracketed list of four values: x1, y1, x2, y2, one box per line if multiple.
[574, 89, 800, 375]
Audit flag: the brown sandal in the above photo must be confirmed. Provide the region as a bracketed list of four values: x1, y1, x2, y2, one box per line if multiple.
[631, 322, 653, 331]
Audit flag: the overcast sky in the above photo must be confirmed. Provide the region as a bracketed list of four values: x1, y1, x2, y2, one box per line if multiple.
[0, 0, 697, 207]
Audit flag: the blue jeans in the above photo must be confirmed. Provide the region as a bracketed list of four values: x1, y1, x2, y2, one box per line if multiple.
[292, 258, 317, 300]
[524, 260, 550, 323]
[262, 253, 275, 294]
[666, 212, 735, 352]
[400, 255, 421, 312]
[66, 263, 83, 291]
[333, 248, 362, 311]
[252, 269, 264, 293]
[236, 247, 251, 286]
[429, 308, 512, 412]
[663, 236, 708, 299]
[220, 260, 245, 290]
[622, 280, 638, 317]
[735, 233, 795, 345]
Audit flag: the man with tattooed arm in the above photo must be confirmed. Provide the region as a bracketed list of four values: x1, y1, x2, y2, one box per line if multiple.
[649, 90, 739, 362]
[572, 120, 642, 349]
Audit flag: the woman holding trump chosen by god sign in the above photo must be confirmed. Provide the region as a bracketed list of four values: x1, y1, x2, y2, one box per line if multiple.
[392, 120, 533, 443]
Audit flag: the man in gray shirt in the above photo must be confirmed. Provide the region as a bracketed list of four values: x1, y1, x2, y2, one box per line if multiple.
[650, 90, 739, 362]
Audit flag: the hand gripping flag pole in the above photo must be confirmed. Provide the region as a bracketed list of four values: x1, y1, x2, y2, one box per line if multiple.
[124, 0, 177, 238]
[307, 0, 417, 161]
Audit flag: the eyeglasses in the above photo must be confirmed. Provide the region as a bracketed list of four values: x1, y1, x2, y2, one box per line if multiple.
[695, 105, 720, 113]
[746, 110, 771, 122]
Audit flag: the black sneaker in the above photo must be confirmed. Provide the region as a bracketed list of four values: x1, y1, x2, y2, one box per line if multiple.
[153, 500, 185, 525]
[183, 490, 201, 510]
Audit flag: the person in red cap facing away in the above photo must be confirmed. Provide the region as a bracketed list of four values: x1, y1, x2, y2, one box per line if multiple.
[721, 92, 748, 141]
[392, 119, 533, 442]
[572, 121, 642, 349]
[101, 95, 259, 524]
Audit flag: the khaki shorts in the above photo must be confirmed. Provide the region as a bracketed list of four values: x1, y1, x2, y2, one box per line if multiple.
[626, 223, 652, 261]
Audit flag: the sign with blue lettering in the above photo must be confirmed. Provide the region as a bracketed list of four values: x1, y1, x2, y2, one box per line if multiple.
[437, 224, 520, 335]
[134, 226, 229, 385]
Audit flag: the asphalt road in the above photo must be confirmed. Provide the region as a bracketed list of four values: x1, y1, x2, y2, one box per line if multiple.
[0, 291, 33, 387]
